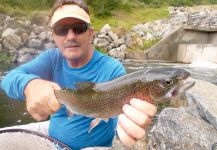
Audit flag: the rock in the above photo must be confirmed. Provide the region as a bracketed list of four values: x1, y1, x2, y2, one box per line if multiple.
[4, 16, 29, 29]
[27, 39, 42, 49]
[38, 32, 49, 41]
[148, 106, 217, 150]
[31, 12, 49, 26]
[109, 48, 125, 59]
[0, 43, 2, 51]
[44, 43, 56, 49]
[187, 78, 217, 130]
[29, 32, 37, 39]
[2, 28, 15, 38]
[17, 53, 33, 63]
[2, 34, 22, 50]
[0, 14, 7, 26]
[114, 38, 125, 47]
[119, 44, 127, 52]
[31, 25, 45, 35]
[100, 24, 111, 34]
[108, 31, 118, 41]
[96, 39, 110, 47]
[21, 32, 29, 44]
[0, 26, 3, 37]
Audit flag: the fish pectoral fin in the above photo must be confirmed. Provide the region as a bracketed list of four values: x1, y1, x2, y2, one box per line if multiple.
[88, 118, 102, 133]
[75, 82, 95, 90]
[66, 106, 74, 118]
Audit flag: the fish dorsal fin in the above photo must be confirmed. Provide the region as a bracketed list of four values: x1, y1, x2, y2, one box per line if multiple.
[75, 82, 96, 90]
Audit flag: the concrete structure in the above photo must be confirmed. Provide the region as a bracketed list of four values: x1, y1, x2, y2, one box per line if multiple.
[142, 26, 217, 63]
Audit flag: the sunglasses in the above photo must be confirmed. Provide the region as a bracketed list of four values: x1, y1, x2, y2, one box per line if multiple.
[53, 23, 90, 36]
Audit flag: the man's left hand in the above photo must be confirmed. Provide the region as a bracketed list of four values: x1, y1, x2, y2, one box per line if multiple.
[117, 98, 157, 147]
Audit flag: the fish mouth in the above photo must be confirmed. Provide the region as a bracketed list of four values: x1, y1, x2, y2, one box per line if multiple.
[166, 77, 195, 98]
[153, 77, 195, 103]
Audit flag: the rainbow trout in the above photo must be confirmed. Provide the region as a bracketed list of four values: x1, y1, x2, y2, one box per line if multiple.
[54, 67, 195, 131]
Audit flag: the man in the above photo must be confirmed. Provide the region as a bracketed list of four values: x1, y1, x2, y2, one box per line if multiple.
[0, 0, 157, 149]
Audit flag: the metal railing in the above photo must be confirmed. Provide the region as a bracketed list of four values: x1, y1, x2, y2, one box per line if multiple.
[187, 13, 217, 28]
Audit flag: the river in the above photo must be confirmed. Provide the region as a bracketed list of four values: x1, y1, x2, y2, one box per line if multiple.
[0, 61, 217, 128]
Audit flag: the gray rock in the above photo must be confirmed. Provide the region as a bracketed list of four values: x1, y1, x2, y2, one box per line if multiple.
[21, 32, 29, 45]
[0, 14, 7, 26]
[108, 31, 118, 41]
[0, 26, 3, 36]
[31, 13, 49, 26]
[0, 43, 2, 51]
[29, 32, 37, 39]
[100, 24, 111, 34]
[119, 44, 127, 52]
[96, 39, 110, 47]
[27, 39, 42, 49]
[109, 48, 125, 59]
[148, 106, 217, 150]
[38, 32, 48, 41]
[114, 38, 125, 47]
[17, 53, 33, 63]
[2, 28, 15, 38]
[187, 78, 217, 130]
[4, 16, 29, 29]
[44, 43, 56, 49]
[31, 25, 45, 35]
[2, 34, 22, 50]
[18, 48, 37, 55]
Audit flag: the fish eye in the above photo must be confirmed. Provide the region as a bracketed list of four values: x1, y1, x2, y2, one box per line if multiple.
[164, 79, 173, 86]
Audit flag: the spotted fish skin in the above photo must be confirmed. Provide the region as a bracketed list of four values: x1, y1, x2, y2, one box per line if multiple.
[54, 67, 195, 119]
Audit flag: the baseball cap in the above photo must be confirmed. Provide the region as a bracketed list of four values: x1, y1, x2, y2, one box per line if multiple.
[50, 4, 90, 27]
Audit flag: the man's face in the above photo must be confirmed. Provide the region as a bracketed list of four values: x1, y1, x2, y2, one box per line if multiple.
[52, 18, 94, 62]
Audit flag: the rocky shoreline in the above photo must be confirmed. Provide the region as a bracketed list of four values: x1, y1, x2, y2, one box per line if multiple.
[1, 6, 217, 63]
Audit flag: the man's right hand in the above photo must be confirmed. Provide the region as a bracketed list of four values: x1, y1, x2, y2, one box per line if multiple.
[24, 79, 61, 121]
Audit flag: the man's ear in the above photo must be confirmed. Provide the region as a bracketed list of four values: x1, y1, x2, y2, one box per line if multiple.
[89, 27, 95, 42]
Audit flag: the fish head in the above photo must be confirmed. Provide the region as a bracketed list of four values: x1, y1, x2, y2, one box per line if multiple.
[146, 68, 195, 103]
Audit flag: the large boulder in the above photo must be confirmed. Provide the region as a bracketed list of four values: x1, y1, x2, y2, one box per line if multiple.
[2, 29, 22, 50]
[148, 78, 217, 150]
[148, 106, 217, 150]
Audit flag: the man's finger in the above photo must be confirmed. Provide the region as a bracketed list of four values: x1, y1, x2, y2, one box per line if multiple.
[118, 114, 146, 140]
[130, 98, 157, 117]
[123, 104, 152, 128]
[116, 124, 136, 148]
[31, 113, 49, 121]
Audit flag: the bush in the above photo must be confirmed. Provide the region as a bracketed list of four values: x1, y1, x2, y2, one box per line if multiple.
[85, 0, 134, 17]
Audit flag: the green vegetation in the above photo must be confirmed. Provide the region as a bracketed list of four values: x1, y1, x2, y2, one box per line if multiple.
[0, 53, 13, 63]
[143, 38, 161, 50]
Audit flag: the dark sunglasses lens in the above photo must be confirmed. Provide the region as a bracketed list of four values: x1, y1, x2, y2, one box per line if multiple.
[53, 24, 88, 36]
[54, 26, 70, 36]
[73, 24, 88, 34]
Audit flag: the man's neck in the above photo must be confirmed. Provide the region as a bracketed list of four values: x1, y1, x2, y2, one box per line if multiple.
[67, 49, 94, 68]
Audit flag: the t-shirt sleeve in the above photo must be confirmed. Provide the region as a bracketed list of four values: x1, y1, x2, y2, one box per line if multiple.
[0, 49, 56, 100]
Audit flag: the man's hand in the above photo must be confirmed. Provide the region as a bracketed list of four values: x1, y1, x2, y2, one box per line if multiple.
[117, 98, 157, 147]
[24, 79, 61, 121]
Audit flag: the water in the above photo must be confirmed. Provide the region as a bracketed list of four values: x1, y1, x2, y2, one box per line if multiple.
[0, 64, 35, 128]
[0, 61, 217, 128]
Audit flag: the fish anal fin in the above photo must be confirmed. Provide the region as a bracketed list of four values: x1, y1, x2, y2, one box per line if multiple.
[66, 106, 74, 118]
[89, 118, 101, 133]
[88, 118, 109, 133]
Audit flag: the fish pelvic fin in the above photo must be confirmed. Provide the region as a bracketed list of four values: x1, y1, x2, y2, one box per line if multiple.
[88, 118, 109, 133]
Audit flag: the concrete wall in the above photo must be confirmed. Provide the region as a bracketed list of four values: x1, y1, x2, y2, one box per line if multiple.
[144, 26, 217, 63]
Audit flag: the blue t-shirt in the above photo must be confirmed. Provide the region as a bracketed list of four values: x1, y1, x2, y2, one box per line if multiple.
[1, 48, 126, 149]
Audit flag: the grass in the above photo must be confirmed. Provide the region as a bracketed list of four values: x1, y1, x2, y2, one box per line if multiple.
[0, 4, 50, 19]
[91, 6, 170, 33]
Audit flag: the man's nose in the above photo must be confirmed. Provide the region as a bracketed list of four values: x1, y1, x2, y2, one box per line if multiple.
[66, 29, 76, 39]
